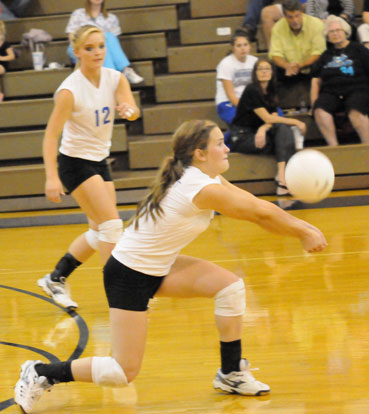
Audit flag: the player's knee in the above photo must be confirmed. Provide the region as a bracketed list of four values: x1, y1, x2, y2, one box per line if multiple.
[91, 356, 128, 387]
[98, 219, 123, 243]
[214, 279, 246, 317]
[123, 364, 141, 383]
[84, 228, 99, 250]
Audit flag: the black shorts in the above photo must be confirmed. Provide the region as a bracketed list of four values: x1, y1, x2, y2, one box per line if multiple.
[314, 90, 369, 116]
[103, 255, 165, 311]
[58, 153, 112, 193]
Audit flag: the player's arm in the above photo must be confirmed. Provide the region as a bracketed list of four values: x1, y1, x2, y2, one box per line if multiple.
[43, 89, 74, 202]
[193, 180, 327, 253]
[115, 74, 140, 121]
[222, 79, 239, 106]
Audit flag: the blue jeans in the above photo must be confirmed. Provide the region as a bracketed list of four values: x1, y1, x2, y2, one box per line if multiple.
[0, 0, 31, 19]
[67, 32, 130, 71]
[243, 0, 273, 29]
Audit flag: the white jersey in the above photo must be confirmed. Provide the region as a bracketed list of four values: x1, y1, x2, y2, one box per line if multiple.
[57, 67, 121, 161]
[215, 53, 258, 105]
[112, 166, 221, 276]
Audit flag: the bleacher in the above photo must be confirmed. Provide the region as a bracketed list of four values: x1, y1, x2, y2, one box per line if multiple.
[0, 0, 368, 213]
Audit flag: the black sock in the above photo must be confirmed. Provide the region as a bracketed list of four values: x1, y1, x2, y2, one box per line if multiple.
[50, 252, 82, 282]
[35, 361, 74, 384]
[220, 340, 242, 374]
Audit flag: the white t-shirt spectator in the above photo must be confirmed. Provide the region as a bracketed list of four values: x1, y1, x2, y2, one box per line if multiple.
[65, 8, 122, 36]
[215, 53, 258, 105]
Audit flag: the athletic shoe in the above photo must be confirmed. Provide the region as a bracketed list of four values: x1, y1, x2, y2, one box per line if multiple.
[122, 66, 144, 84]
[14, 360, 52, 413]
[37, 274, 78, 309]
[213, 359, 270, 396]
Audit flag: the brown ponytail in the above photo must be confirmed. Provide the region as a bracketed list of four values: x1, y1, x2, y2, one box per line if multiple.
[130, 120, 217, 229]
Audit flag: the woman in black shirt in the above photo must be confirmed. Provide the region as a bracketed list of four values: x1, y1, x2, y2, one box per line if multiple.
[230, 58, 306, 195]
[311, 15, 369, 146]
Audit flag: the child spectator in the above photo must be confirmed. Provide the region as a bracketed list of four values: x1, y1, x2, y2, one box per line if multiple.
[66, 0, 144, 84]
[215, 28, 258, 126]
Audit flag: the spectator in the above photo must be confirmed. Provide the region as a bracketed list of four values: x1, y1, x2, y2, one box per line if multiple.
[305, 0, 356, 40]
[311, 16, 369, 146]
[269, 0, 325, 81]
[242, 0, 306, 46]
[0, 20, 15, 102]
[261, 0, 307, 49]
[0, 0, 30, 20]
[215, 28, 258, 126]
[357, 0, 369, 48]
[228, 59, 306, 196]
[66, 0, 143, 84]
[305, 0, 354, 21]
[242, 0, 274, 42]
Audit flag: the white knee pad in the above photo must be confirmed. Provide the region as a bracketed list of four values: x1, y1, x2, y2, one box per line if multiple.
[214, 279, 246, 317]
[84, 228, 99, 250]
[98, 219, 123, 243]
[91, 356, 128, 387]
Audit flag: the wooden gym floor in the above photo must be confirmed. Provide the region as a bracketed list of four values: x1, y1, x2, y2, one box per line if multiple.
[1, 190, 369, 414]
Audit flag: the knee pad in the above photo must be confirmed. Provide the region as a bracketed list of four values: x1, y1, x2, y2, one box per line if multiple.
[214, 279, 245, 317]
[84, 228, 99, 250]
[98, 219, 123, 243]
[91, 356, 128, 387]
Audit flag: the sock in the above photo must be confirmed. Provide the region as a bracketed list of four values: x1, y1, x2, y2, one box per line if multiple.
[50, 252, 82, 282]
[220, 340, 242, 374]
[35, 361, 74, 384]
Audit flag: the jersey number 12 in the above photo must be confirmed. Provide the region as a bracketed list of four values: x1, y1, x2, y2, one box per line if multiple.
[95, 107, 111, 127]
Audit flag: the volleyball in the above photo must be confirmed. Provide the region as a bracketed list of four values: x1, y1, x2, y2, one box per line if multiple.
[285, 149, 335, 203]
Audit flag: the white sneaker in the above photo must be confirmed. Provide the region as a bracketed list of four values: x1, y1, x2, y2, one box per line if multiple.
[213, 359, 270, 396]
[14, 360, 52, 413]
[37, 274, 78, 309]
[122, 66, 144, 84]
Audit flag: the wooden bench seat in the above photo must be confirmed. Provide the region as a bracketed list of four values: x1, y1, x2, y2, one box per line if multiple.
[180, 16, 244, 45]
[6, 6, 178, 43]
[9, 33, 167, 71]
[190, 0, 246, 18]
[0, 92, 140, 129]
[3, 61, 153, 98]
[0, 124, 128, 161]
[27, 0, 188, 17]
[167, 44, 259, 73]
[3, 144, 367, 198]
[155, 72, 215, 102]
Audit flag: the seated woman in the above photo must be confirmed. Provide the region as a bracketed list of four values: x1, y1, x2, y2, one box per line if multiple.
[66, 0, 143, 84]
[229, 58, 306, 195]
[311, 15, 369, 146]
[215, 28, 257, 126]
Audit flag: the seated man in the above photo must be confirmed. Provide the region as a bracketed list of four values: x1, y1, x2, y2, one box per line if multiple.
[269, 0, 325, 81]
[261, 0, 307, 48]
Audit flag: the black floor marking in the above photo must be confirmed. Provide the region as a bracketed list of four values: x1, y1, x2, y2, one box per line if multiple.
[0, 210, 135, 229]
[273, 194, 369, 211]
[0, 285, 89, 411]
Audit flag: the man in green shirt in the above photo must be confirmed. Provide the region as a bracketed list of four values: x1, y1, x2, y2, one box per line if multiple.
[269, 0, 326, 79]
